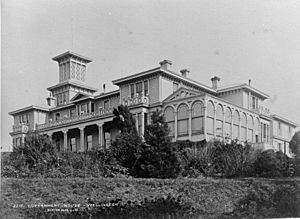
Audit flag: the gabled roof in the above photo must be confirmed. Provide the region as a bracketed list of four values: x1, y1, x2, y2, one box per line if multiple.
[47, 80, 98, 92]
[9, 105, 49, 115]
[70, 92, 92, 101]
[163, 87, 203, 103]
[217, 83, 269, 100]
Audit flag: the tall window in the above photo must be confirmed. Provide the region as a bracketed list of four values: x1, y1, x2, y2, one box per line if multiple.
[144, 80, 149, 96]
[216, 105, 223, 137]
[55, 113, 60, 121]
[191, 102, 204, 134]
[206, 101, 214, 135]
[136, 82, 143, 96]
[63, 93, 66, 104]
[225, 108, 232, 138]
[241, 113, 247, 141]
[130, 84, 135, 98]
[233, 110, 239, 140]
[70, 137, 76, 152]
[248, 116, 254, 142]
[104, 100, 109, 109]
[164, 107, 175, 136]
[278, 122, 282, 136]
[70, 109, 75, 117]
[261, 123, 269, 142]
[252, 96, 258, 110]
[177, 104, 189, 136]
[81, 103, 87, 114]
[86, 135, 92, 151]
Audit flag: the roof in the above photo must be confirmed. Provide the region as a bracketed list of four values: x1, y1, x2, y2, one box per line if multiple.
[52, 51, 92, 63]
[271, 114, 298, 127]
[47, 80, 98, 92]
[217, 83, 269, 99]
[94, 89, 120, 99]
[70, 92, 92, 101]
[112, 66, 216, 93]
[9, 105, 49, 115]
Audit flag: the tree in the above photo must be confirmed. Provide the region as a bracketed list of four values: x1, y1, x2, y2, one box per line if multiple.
[112, 105, 137, 134]
[289, 131, 300, 156]
[110, 132, 143, 176]
[13, 132, 59, 171]
[136, 110, 181, 178]
[111, 105, 143, 176]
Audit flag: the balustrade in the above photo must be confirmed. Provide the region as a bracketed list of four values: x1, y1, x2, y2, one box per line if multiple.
[36, 108, 113, 130]
[122, 93, 149, 106]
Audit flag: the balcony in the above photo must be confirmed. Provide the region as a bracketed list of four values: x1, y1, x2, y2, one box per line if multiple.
[36, 108, 113, 130]
[122, 93, 149, 107]
[251, 106, 270, 117]
[12, 123, 30, 133]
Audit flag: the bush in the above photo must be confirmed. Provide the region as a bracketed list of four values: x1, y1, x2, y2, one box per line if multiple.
[176, 140, 264, 178]
[110, 132, 143, 176]
[254, 150, 292, 177]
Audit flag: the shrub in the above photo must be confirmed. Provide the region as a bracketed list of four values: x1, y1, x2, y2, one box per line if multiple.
[136, 111, 182, 178]
[110, 132, 143, 176]
[254, 150, 292, 177]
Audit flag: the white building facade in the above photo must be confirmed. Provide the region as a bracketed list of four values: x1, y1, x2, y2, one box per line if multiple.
[9, 51, 298, 156]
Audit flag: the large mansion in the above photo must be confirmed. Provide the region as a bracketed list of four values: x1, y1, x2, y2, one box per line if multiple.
[9, 51, 298, 156]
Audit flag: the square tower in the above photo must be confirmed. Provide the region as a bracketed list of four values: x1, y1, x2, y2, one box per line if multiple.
[52, 51, 92, 83]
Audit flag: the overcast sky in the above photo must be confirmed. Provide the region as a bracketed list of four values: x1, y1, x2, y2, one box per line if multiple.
[2, 0, 300, 151]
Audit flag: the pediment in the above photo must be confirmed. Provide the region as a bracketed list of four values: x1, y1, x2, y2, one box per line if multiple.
[163, 87, 202, 103]
[70, 92, 91, 101]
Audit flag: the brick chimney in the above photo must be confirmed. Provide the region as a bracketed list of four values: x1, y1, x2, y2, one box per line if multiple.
[180, 69, 190, 78]
[159, 60, 172, 70]
[211, 76, 220, 89]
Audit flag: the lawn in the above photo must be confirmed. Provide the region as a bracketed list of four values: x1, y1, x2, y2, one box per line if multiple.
[1, 177, 299, 218]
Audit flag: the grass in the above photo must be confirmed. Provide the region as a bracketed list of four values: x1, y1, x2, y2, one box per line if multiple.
[1, 176, 300, 218]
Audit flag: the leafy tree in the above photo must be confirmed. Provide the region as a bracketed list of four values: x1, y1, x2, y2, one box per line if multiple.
[136, 110, 181, 178]
[111, 105, 143, 176]
[112, 105, 137, 134]
[13, 132, 59, 172]
[289, 131, 300, 156]
[110, 132, 143, 176]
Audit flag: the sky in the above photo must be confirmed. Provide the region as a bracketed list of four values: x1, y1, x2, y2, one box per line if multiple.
[2, 0, 300, 151]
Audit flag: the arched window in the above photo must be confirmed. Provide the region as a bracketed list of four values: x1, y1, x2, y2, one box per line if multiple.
[164, 107, 175, 136]
[225, 108, 232, 138]
[241, 113, 247, 141]
[206, 101, 214, 134]
[216, 104, 223, 137]
[248, 115, 254, 142]
[177, 104, 189, 136]
[233, 110, 240, 140]
[191, 101, 204, 135]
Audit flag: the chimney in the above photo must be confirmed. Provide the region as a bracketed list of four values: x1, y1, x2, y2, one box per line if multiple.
[46, 92, 56, 106]
[248, 79, 251, 86]
[211, 76, 220, 90]
[180, 69, 190, 78]
[103, 83, 106, 93]
[159, 59, 172, 70]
